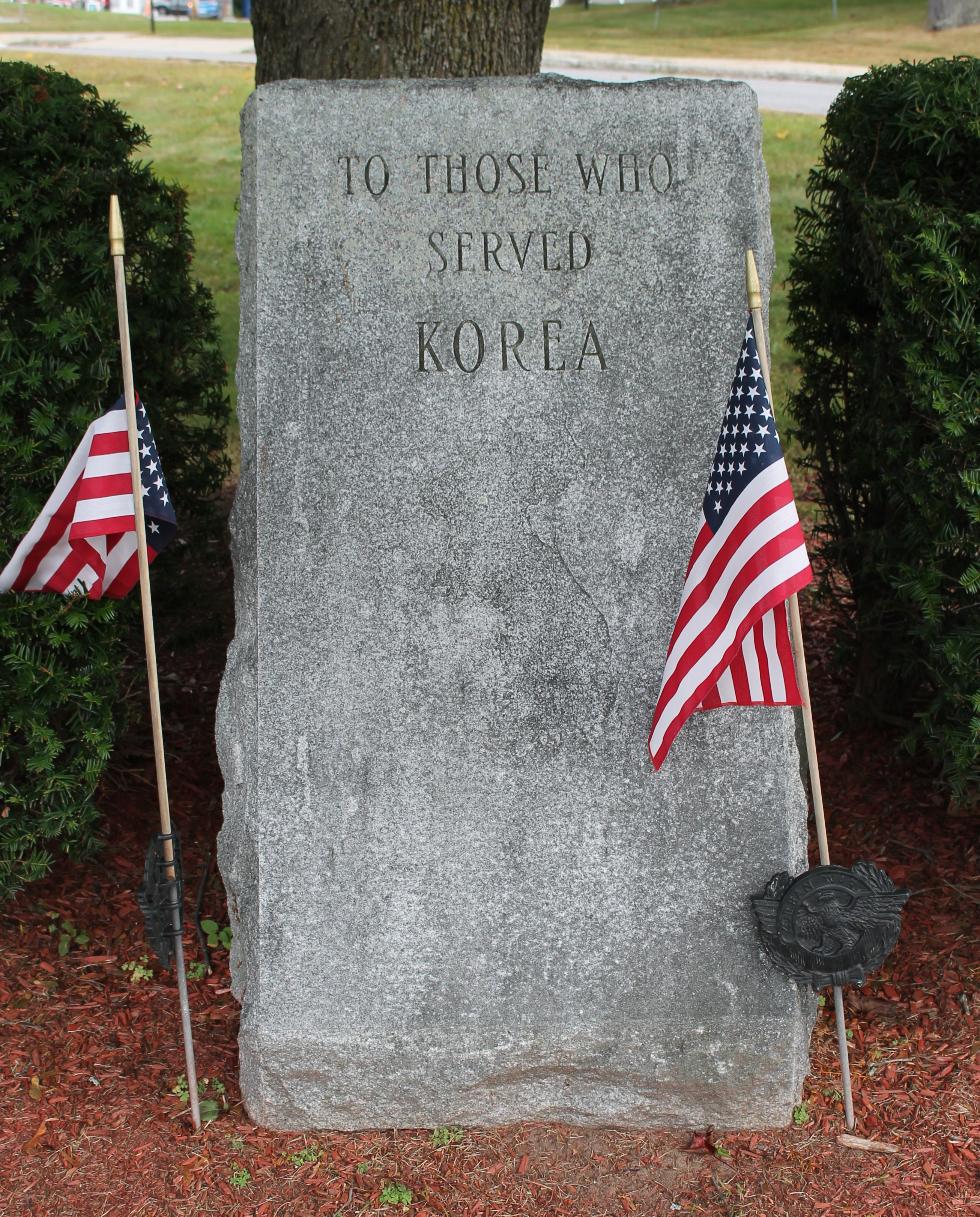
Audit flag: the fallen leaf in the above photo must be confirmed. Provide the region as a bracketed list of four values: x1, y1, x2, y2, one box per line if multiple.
[849, 993, 907, 1024]
[23, 1121, 47, 1152]
[28, 1076, 42, 1101]
[837, 1133, 899, 1154]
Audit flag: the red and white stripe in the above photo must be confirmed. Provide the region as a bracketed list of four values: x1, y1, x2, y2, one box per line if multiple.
[0, 406, 145, 600]
[648, 457, 812, 769]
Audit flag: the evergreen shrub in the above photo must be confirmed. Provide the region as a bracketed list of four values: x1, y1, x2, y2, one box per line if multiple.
[0, 62, 229, 898]
[788, 57, 979, 801]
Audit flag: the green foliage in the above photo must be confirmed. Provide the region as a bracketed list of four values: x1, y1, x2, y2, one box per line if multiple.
[121, 954, 153, 984]
[288, 1145, 322, 1167]
[45, 910, 90, 956]
[199, 918, 233, 950]
[228, 1167, 251, 1191]
[187, 960, 207, 981]
[788, 58, 980, 801]
[431, 1126, 464, 1148]
[0, 61, 229, 900]
[792, 1103, 810, 1127]
[379, 1181, 414, 1208]
[172, 1073, 227, 1122]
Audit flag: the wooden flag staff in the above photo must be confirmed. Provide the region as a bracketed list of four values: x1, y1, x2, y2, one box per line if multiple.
[109, 195, 202, 1132]
[745, 249, 856, 1132]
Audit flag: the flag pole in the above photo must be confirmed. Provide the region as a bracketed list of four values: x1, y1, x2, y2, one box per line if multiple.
[109, 196, 201, 1132]
[745, 248, 855, 1132]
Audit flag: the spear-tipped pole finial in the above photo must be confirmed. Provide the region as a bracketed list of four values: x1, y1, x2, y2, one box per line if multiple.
[109, 195, 125, 259]
[745, 248, 763, 313]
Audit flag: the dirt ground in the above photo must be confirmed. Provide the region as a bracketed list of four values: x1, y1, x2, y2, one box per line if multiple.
[0, 511, 976, 1217]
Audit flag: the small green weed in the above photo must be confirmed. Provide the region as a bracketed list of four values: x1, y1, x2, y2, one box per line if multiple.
[171, 1074, 228, 1122]
[228, 1167, 251, 1190]
[379, 1181, 413, 1208]
[199, 1077, 226, 1123]
[792, 1103, 810, 1126]
[288, 1145, 322, 1167]
[714, 1142, 732, 1159]
[46, 912, 90, 956]
[431, 1125, 464, 1148]
[187, 960, 207, 981]
[356, 1161, 371, 1175]
[200, 918, 233, 951]
[816, 994, 826, 1007]
[121, 955, 153, 983]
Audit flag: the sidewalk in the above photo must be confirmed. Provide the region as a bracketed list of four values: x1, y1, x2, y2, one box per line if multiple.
[0, 29, 864, 83]
[0, 29, 257, 62]
[541, 49, 864, 85]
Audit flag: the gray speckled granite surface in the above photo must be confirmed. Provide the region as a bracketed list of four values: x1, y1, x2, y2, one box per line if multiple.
[216, 76, 813, 1131]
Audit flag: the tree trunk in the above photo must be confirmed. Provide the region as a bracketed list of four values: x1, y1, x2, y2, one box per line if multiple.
[252, 0, 553, 85]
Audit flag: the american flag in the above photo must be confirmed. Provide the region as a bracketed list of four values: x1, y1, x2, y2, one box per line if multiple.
[648, 317, 812, 769]
[0, 395, 175, 600]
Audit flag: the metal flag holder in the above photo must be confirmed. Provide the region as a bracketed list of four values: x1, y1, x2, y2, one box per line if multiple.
[744, 250, 909, 1132]
[137, 830, 185, 970]
[110, 195, 202, 1131]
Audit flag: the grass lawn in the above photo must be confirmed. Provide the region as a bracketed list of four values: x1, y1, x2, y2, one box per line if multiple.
[2, 51, 823, 462]
[546, 0, 980, 65]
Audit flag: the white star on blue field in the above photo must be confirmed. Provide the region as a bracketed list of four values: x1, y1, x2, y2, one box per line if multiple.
[702, 319, 783, 532]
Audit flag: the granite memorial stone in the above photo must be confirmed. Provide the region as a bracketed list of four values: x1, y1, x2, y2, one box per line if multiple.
[217, 76, 814, 1131]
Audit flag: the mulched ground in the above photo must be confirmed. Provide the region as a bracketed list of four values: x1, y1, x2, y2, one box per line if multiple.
[1, 508, 976, 1217]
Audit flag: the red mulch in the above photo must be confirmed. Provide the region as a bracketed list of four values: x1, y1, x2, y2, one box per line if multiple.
[1, 511, 976, 1217]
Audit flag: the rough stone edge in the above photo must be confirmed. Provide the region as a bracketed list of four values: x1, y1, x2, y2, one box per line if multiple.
[215, 91, 260, 1014]
[248, 70, 762, 99]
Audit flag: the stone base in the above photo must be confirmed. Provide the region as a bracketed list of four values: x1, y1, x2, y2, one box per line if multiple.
[237, 1012, 813, 1132]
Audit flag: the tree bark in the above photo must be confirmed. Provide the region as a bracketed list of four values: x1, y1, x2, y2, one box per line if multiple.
[253, 0, 553, 85]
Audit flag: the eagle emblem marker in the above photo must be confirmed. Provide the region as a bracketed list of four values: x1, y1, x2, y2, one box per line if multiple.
[752, 861, 909, 990]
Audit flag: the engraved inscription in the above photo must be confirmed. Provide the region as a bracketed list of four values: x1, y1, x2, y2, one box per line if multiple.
[426, 230, 593, 274]
[417, 320, 607, 374]
[418, 152, 552, 195]
[575, 152, 675, 194]
[337, 147, 675, 374]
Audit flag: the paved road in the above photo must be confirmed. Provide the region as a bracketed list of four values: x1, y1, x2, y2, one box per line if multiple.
[545, 63, 841, 114]
[0, 29, 256, 64]
[0, 30, 854, 114]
